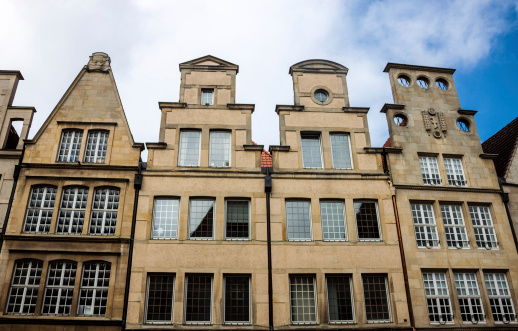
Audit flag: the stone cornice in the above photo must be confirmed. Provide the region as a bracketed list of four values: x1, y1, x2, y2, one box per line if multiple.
[0, 70, 24, 79]
[159, 102, 187, 109]
[380, 103, 405, 113]
[383, 63, 456, 74]
[21, 162, 137, 173]
[4, 234, 130, 244]
[56, 121, 117, 126]
[343, 107, 369, 114]
[364, 147, 403, 154]
[458, 109, 478, 116]
[480, 153, 498, 159]
[275, 105, 304, 114]
[269, 145, 291, 153]
[394, 184, 500, 194]
[146, 142, 167, 149]
[8, 106, 36, 112]
[227, 103, 255, 112]
[243, 144, 264, 151]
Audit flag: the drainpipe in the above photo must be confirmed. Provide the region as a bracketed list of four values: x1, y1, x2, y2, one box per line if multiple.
[263, 166, 274, 331]
[122, 161, 145, 330]
[498, 178, 518, 254]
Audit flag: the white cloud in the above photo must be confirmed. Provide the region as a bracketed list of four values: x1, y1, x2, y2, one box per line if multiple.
[0, 0, 516, 153]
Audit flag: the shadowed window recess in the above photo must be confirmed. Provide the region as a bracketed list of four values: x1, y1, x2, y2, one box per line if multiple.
[354, 201, 381, 241]
[327, 275, 354, 323]
[290, 275, 317, 324]
[185, 274, 213, 324]
[484, 272, 517, 323]
[362, 275, 391, 322]
[189, 199, 215, 239]
[469, 205, 498, 249]
[224, 275, 250, 324]
[226, 199, 249, 239]
[146, 274, 175, 323]
[23, 186, 57, 233]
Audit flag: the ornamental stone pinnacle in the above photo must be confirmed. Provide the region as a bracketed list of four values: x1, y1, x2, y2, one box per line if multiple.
[87, 52, 111, 72]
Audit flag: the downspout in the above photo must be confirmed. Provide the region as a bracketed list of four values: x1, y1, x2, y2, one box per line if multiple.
[122, 161, 144, 330]
[0, 143, 25, 254]
[498, 178, 518, 253]
[263, 166, 274, 331]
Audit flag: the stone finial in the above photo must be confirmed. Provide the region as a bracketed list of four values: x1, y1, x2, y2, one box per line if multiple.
[87, 52, 111, 72]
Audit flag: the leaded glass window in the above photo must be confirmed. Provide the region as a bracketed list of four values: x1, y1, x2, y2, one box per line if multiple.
[363, 275, 391, 322]
[56, 187, 89, 234]
[320, 201, 346, 241]
[225, 200, 250, 239]
[201, 89, 213, 105]
[444, 158, 466, 186]
[422, 272, 453, 323]
[290, 275, 317, 324]
[440, 205, 469, 248]
[5, 260, 43, 314]
[42, 261, 77, 315]
[411, 204, 439, 248]
[224, 275, 250, 324]
[354, 201, 381, 240]
[178, 131, 201, 167]
[301, 133, 322, 169]
[469, 205, 498, 249]
[286, 200, 311, 240]
[189, 199, 214, 239]
[484, 272, 517, 323]
[57, 130, 83, 162]
[185, 274, 212, 324]
[327, 275, 354, 323]
[78, 262, 110, 316]
[454, 272, 485, 323]
[152, 198, 179, 239]
[209, 131, 231, 167]
[23, 186, 57, 233]
[89, 188, 119, 235]
[146, 274, 175, 323]
[330, 133, 352, 169]
[84, 131, 109, 163]
[419, 156, 441, 185]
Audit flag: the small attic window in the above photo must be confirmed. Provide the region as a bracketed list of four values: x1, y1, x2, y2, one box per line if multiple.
[417, 77, 430, 89]
[436, 78, 448, 90]
[314, 89, 328, 103]
[457, 118, 470, 132]
[4, 120, 23, 150]
[201, 89, 214, 105]
[394, 114, 408, 127]
[397, 75, 410, 87]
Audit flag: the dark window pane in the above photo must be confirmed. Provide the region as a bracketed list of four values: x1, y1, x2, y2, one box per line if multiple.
[363, 275, 390, 321]
[6, 260, 43, 314]
[186, 275, 212, 323]
[286, 200, 311, 240]
[146, 274, 175, 322]
[327, 275, 353, 322]
[225, 276, 250, 323]
[290, 276, 317, 323]
[226, 200, 249, 239]
[355, 201, 380, 240]
[189, 200, 214, 238]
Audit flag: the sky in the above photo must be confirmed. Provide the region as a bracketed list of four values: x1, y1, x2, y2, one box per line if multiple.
[1, 0, 517, 155]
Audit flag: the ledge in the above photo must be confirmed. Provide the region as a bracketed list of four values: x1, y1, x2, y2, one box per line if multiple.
[458, 109, 477, 116]
[4, 234, 130, 244]
[8, 106, 36, 112]
[56, 121, 117, 126]
[393, 184, 501, 194]
[227, 103, 255, 112]
[364, 147, 403, 154]
[146, 142, 167, 150]
[380, 103, 405, 113]
[132, 143, 145, 151]
[21, 163, 137, 173]
[480, 153, 498, 159]
[158, 102, 187, 109]
[275, 105, 304, 114]
[383, 63, 456, 74]
[9, 249, 121, 256]
[343, 107, 369, 113]
[0, 316, 122, 326]
[0, 70, 24, 79]
[243, 144, 264, 151]
[269, 145, 291, 153]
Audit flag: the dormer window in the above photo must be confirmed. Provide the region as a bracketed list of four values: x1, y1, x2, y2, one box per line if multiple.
[84, 131, 109, 164]
[57, 130, 83, 162]
[201, 89, 214, 105]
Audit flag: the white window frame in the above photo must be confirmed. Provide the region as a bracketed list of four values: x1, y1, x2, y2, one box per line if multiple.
[484, 272, 517, 324]
[77, 262, 111, 316]
[223, 275, 252, 325]
[188, 199, 215, 240]
[440, 205, 469, 249]
[84, 130, 109, 164]
[330, 133, 353, 169]
[419, 156, 442, 185]
[411, 203, 440, 248]
[41, 261, 77, 315]
[444, 158, 467, 186]
[145, 274, 175, 324]
[88, 188, 120, 235]
[5, 260, 43, 315]
[362, 274, 392, 323]
[422, 272, 454, 324]
[326, 275, 355, 324]
[286, 200, 312, 241]
[209, 130, 231, 168]
[354, 200, 382, 241]
[201, 89, 214, 105]
[301, 133, 323, 169]
[469, 205, 499, 250]
[151, 198, 180, 240]
[320, 200, 347, 241]
[178, 130, 201, 167]
[224, 199, 251, 240]
[56, 187, 89, 235]
[453, 272, 485, 324]
[23, 186, 57, 234]
[289, 275, 318, 325]
[184, 274, 214, 325]
[57, 130, 83, 162]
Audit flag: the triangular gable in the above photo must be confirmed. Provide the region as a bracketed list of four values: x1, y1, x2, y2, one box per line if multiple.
[179, 55, 239, 73]
[289, 59, 348, 75]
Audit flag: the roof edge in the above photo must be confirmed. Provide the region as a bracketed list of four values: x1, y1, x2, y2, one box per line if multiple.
[383, 63, 456, 74]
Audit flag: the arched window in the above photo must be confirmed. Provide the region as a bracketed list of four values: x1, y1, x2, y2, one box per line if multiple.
[84, 130, 109, 163]
[41, 260, 77, 315]
[24, 186, 57, 233]
[89, 187, 120, 235]
[57, 130, 83, 162]
[56, 187, 89, 234]
[6, 259, 43, 314]
[77, 261, 111, 316]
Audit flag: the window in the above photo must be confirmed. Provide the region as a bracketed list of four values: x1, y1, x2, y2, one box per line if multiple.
[354, 201, 381, 241]
[444, 158, 466, 186]
[57, 130, 83, 162]
[225, 199, 250, 239]
[5, 260, 43, 314]
[23, 186, 57, 233]
[454, 272, 485, 323]
[362, 275, 390, 322]
[290, 275, 317, 324]
[42, 261, 77, 315]
[457, 119, 470, 132]
[469, 205, 498, 249]
[56, 187, 89, 234]
[330, 133, 352, 169]
[301, 133, 322, 168]
[189, 199, 214, 239]
[209, 131, 231, 167]
[440, 205, 469, 248]
[419, 156, 441, 185]
[326, 275, 354, 323]
[436, 79, 448, 90]
[398, 75, 410, 87]
[224, 275, 251, 324]
[89, 188, 120, 235]
[185, 274, 212, 324]
[201, 89, 214, 105]
[146, 274, 175, 323]
[417, 77, 430, 89]
[422, 272, 453, 323]
[286, 200, 311, 240]
[178, 130, 201, 167]
[314, 89, 328, 103]
[78, 262, 110, 316]
[84, 131, 109, 163]
[484, 272, 517, 323]
[321, 201, 346, 241]
[152, 198, 179, 239]
[411, 204, 439, 248]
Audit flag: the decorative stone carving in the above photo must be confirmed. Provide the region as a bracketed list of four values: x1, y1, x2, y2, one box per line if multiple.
[422, 108, 447, 138]
[87, 52, 111, 72]
[422, 110, 432, 131]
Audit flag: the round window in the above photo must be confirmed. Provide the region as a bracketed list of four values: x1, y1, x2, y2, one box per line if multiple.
[314, 89, 329, 103]
[394, 114, 408, 126]
[457, 119, 470, 132]
[398, 75, 410, 87]
[436, 78, 448, 90]
[417, 77, 430, 89]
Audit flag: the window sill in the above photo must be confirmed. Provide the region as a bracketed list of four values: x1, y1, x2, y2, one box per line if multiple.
[225, 238, 251, 241]
[188, 238, 214, 241]
[291, 322, 318, 325]
[329, 321, 355, 324]
[358, 239, 382, 242]
[223, 322, 251, 325]
[145, 321, 174, 324]
[287, 239, 312, 242]
[151, 237, 178, 240]
[366, 320, 392, 324]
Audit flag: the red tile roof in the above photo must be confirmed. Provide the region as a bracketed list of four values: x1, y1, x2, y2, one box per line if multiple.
[251, 141, 272, 167]
[482, 117, 518, 178]
[383, 138, 391, 148]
